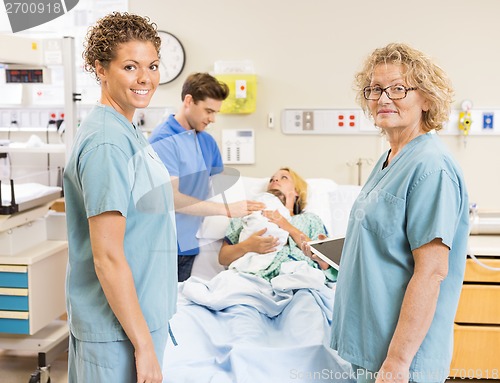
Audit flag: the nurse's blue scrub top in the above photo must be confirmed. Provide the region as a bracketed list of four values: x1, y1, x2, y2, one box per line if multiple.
[64, 104, 177, 342]
[331, 133, 469, 382]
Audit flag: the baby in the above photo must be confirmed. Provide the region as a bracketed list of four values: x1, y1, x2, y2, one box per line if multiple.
[229, 189, 291, 273]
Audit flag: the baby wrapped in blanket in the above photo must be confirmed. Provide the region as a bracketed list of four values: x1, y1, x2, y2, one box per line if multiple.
[229, 189, 290, 273]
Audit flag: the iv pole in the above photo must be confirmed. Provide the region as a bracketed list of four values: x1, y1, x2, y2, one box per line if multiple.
[347, 157, 373, 186]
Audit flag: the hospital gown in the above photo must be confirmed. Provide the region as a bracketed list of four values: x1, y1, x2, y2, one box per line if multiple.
[225, 211, 337, 282]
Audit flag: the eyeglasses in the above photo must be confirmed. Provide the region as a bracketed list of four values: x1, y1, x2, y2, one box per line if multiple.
[363, 85, 417, 100]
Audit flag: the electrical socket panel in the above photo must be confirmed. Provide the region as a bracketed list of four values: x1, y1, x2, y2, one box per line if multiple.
[0, 108, 64, 130]
[133, 107, 174, 135]
[281, 109, 378, 135]
[441, 109, 500, 135]
[282, 108, 500, 135]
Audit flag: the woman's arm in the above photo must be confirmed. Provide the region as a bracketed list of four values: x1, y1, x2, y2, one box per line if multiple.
[262, 210, 311, 245]
[265, 210, 331, 270]
[218, 228, 279, 266]
[89, 211, 162, 381]
[376, 238, 449, 383]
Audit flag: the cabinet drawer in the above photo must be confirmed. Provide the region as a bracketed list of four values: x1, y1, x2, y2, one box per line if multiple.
[0, 288, 29, 311]
[450, 324, 500, 378]
[0, 265, 28, 288]
[455, 285, 500, 324]
[464, 258, 500, 283]
[0, 317, 29, 334]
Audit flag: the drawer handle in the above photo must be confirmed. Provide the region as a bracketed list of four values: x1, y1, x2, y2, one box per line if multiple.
[0, 310, 29, 320]
[0, 288, 28, 296]
[469, 253, 500, 271]
[0, 265, 28, 273]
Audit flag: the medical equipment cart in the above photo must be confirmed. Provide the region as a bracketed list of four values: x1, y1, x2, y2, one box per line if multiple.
[0, 203, 68, 383]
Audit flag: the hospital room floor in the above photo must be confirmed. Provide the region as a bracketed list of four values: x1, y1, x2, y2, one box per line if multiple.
[0, 351, 498, 383]
[0, 349, 68, 383]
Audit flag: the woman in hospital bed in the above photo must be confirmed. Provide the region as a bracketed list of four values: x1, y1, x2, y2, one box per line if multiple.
[220, 168, 336, 282]
[162, 168, 352, 383]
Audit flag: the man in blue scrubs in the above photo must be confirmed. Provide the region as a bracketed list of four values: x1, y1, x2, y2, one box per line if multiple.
[150, 73, 264, 281]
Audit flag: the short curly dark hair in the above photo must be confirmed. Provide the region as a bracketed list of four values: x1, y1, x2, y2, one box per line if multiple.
[82, 12, 161, 81]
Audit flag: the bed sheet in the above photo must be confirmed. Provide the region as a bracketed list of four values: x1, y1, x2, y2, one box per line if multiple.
[163, 262, 354, 383]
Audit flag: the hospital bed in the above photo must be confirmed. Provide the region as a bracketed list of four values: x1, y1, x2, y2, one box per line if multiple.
[163, 176, 361, 383]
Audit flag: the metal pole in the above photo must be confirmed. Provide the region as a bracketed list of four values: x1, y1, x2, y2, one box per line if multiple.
[61, 36, 77, 162]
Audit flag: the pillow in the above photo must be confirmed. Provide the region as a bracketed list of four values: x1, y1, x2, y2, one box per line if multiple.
[191, 239, 226, 279]
[196, 176, 339, 240]
[328, 185, 362, 238]
[303, 178, 338, 235]
[240, 176, 268, 198]
[196, 214, 230, 241]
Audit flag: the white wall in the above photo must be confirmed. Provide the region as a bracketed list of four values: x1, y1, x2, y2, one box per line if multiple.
[132, 0, 500, 209]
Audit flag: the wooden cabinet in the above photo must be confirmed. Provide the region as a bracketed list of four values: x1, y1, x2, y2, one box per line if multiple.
[0, 241, 67, 335]
[0, 239, 69, 383]
[450, 236, 500, 379]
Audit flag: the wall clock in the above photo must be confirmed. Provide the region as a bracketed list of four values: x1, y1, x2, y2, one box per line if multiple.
[157, 30, 186, 84]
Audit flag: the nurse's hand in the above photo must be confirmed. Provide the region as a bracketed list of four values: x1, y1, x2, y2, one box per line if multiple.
[375, 358, 409, 383]
[135, 344, 163, 383]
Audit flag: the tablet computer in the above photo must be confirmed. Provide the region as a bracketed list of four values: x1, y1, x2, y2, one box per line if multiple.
[307, 237, 345, 270]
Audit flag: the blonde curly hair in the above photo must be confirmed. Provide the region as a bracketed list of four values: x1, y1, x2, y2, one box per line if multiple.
[82, 12, 161, 81]
[355, 43, 454, 132]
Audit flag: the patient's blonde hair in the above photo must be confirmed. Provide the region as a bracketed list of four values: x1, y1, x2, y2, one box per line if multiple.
[280, 167, 308, 214]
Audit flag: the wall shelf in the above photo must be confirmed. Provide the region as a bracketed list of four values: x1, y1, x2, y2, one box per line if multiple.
[0, 144, 65, 154]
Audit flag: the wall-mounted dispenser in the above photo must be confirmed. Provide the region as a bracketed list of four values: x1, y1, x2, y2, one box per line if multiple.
[214, 60, 257, 114]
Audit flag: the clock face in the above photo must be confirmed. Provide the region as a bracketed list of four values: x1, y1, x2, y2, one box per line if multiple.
[157, 31, 186, 84]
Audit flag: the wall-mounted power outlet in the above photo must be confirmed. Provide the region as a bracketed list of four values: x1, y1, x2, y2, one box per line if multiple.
[483, 113, 494, 130]
[281, 109, 376, 135]
[10, 111, 19, 126]
[443, 109, 500, 135]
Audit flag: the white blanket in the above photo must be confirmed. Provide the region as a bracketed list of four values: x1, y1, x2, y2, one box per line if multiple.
[163, 262, 354, 383]
[230, 192, 291, 273]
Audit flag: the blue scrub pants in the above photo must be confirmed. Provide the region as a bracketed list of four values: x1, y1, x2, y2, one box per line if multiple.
[177, 254, 196, 282]
[68, 326, 168, 383]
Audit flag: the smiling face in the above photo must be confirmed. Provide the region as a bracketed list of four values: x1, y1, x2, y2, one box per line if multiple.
[97, 40, 160, 121]
[368, 63, 429, 136]
[183, 96, 223, 132]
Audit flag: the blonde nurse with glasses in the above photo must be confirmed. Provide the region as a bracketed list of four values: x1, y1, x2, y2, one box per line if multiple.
[328, 43, 469, 383]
